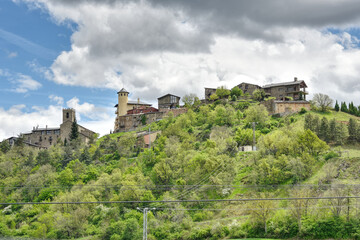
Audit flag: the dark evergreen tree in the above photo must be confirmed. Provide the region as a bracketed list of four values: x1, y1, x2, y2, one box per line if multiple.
[334, 100, 339, 111]
[79, 147, 91, 164]
[319, 117, 330, 142]
[312, 115, 320, 135]
[329, 118, 337, 142]
[304, 113, 313, 131]
[70, 118, 79, 140]
[334, 122, 348, 145]
[341, 101, 348, 112]
[348, 118, 358, 142]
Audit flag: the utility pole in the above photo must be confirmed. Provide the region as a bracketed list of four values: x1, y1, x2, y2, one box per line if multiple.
[148, 127, 151, 149]
[137, 207, 155, 240]
[252, 122, 256, 151]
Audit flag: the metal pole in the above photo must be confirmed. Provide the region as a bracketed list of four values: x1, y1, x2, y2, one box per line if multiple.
[149, 127, 151, 149]
[252, 122, 256, 151]
[137, 207, 155, 240]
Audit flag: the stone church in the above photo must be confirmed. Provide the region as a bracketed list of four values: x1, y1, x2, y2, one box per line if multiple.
[10, 108, 96, 149]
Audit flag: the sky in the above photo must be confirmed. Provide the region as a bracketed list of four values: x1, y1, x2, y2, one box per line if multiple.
[1, 0, 360, 140]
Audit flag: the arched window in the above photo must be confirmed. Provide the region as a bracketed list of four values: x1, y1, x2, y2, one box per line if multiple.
[66, 112, 69, 118]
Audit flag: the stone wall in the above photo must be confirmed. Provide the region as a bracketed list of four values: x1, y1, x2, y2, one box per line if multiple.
[262, 99, 311, 115]
[114, 108, 188, 132]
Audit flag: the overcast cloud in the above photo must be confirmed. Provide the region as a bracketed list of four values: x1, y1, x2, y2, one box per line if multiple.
[3, 0, 360, 140]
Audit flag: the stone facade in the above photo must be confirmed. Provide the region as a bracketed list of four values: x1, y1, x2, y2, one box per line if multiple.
[262, 99, 311, 116]
[114, 108, 187, 133]
[158, 94, 180, 109]
[237, 82, 261, 95]
[262, 78, 307, 100]
[204, 88, 217, 100]
[16, 108, 96, 149]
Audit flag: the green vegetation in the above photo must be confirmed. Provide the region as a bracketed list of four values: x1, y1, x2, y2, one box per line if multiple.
[1, 101, 360, 239]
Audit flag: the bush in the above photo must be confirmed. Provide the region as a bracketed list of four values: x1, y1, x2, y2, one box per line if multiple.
[324, 151, 339, 160]
[299, 107, 307, 114]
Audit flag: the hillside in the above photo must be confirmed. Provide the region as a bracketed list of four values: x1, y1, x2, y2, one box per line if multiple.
[0, 101, 360, 240]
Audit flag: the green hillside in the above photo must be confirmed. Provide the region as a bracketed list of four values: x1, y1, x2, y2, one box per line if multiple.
[1, 101, 360, 240]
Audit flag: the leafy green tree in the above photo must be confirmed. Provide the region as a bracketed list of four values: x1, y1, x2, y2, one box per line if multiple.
[312, 93, 333, 112]
[36, 150, 51, 165]
[348, 118, 358, 142]
[252, 89, 266, 101]
[234, 128, 260, 146]
[244, 105, 269, 127]
[216, 86, 230, 99]
[209, 93, 219, 101]
[334, 100, 339, 111]
[0, 140, 10, 154]
[304, 113, 313, 131]
[182, 93, 200, 108]
[230, 86, 243, 98]
[70, 118, 79, 140]
[297, 129, 328, 156]
[334, 122, 348, 145]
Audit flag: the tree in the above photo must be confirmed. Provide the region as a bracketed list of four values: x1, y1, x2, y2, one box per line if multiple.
[182, 93, 200, 108]
[244, 105, 269, 127]
[230, 86, 243, 98]
[215, 86, 230, 99]
[348, 118, 358, 142]
[0, 140, 10, 154]
[70, 118, 79, 140]
[319, 117, 329, 142]
[312, 93, 333, 112]
[252, 89, 266, 101]
[334, 100, 339, 111]
[209, 93, 219, 101]
[341, 101, 348, 112]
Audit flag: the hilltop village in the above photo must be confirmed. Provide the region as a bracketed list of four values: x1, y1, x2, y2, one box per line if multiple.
[113, 77, 310, 133]
[6, 77, 310, 149]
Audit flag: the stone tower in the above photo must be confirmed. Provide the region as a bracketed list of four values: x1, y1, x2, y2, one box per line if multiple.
[63, 108, 76, 123]
[117, 88, 129, 116]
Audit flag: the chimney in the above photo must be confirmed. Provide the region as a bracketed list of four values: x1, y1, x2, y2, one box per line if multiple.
[294, 77, 297, 82]
[137, 98, 140, 104]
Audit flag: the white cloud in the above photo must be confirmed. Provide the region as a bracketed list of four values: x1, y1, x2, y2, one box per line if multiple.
[8, 52, 17, 58]
[0, 104, 61, 141]
[16, 0, 360, 105]
[66, 97, 110, 121]
[49, 95, 64, 105]
[12, 74, 42, 93]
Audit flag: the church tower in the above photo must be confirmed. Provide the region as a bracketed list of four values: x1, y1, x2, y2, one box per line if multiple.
[117, 88, 129, 116]
[62, 108, 76, 123]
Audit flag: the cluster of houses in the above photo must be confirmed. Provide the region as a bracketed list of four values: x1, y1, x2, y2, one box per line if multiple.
[5, 77, 311, 149]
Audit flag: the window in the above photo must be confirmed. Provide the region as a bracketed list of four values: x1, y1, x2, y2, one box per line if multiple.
[41, 131, 45, 135]
[66, 112, 69, 119]
[39, 136, 42, 142]
[46, 130, 52, 135]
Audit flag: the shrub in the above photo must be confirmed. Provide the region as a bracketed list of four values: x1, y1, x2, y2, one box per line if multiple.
[299, 107, 307, 114]
[324, 151, 339, 160]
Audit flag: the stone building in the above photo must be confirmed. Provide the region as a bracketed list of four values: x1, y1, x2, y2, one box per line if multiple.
[13, 108, 96, 149]
[204, 87, 217, 100]
[237, 82, 261, 95]
[158, 94, 180, 109]
[261, 99, 311, 116]
[114, 89, 187, 133]
[262, 78, 308, 100]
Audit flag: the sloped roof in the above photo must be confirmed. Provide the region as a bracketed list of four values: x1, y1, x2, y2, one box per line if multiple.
[262, 80, 307, 88]
[117, 88, 129, 94]
[157, 93, 180, 99]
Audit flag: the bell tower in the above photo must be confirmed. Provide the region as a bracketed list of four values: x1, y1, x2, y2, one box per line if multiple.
[117, 88, 129, 116]
[63, 108, 76, 123]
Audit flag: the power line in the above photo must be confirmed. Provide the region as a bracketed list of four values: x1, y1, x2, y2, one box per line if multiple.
[1, 196, 360, 206]
[1, 183, 360, 190]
